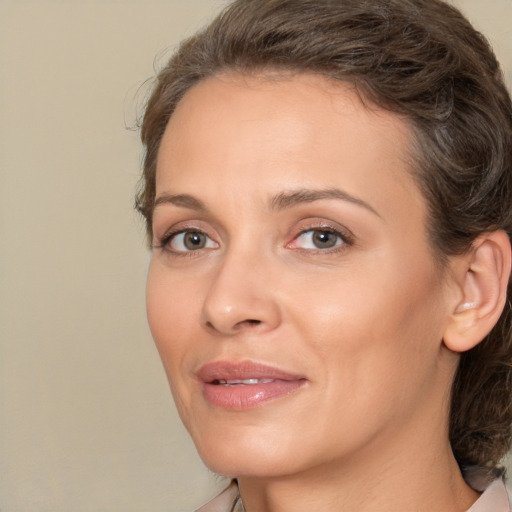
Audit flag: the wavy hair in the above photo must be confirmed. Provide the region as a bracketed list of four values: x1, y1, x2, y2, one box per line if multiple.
[136, 0, 512, 473]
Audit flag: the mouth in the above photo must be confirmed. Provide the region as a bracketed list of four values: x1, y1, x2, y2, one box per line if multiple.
[213, 378, 280, 386]
[197, 361, 307, 410]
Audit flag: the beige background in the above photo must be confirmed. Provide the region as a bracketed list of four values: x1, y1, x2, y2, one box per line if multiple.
[0, 1, 511, 511]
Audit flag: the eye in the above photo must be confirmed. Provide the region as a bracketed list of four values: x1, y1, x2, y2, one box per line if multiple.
[292, 229, 346, 250]
[165, 231, 218, 252]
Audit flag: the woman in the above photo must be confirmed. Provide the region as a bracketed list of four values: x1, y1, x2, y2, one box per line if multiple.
[136, 0, 512, 510]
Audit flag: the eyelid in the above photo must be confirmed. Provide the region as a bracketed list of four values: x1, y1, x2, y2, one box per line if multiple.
[152, 218, 354, 254]
[153, 222, 219, 253]
[286, 221, 355, 251]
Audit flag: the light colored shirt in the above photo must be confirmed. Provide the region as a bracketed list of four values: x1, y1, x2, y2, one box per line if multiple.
[467, 478, 510, 512]
[195, 476, 510, 512]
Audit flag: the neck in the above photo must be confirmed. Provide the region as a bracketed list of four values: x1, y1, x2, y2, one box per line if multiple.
[238, 436, 477, 512]
[237, 355, 479, 512]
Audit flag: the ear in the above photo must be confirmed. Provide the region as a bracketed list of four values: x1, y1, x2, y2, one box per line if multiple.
[443, 230, 511, 353]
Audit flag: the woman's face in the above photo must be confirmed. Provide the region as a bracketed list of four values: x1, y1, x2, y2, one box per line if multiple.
[146, 73, 456, 478]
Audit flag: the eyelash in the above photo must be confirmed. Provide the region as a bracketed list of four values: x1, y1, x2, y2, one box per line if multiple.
[288, 225, 354, 253]
[154, 228, 217, 257]
[154, 224, 354, 256]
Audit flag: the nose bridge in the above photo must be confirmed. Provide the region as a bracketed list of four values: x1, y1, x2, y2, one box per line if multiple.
[201, 240, 281, 335]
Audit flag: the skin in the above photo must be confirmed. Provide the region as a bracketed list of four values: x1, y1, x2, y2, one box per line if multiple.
[146, 73, 480, 511]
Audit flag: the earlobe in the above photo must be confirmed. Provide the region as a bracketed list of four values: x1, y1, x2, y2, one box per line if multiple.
[443, 230, 511, 353]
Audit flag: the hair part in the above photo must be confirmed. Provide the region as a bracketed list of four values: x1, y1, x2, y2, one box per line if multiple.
[136, 0, 512, 473]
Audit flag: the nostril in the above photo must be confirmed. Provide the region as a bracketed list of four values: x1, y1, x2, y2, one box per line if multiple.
[244, 319, 261, 325]
[204, 318, 261, 334]
[233, 319, 262, 330]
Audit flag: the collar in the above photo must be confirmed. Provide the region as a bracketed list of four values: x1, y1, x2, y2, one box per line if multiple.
[195, 475, 510, 512]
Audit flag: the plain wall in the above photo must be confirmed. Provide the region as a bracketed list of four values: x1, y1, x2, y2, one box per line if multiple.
[1, 1, 511, 511]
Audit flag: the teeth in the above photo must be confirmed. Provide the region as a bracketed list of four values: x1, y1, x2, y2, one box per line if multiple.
[215, 378, 275, 386]
[241, 379, 259, 385]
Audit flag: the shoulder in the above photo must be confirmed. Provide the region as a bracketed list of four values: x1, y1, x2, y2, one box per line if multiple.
[465, 467, 510, 512]
[192, 472, 511, 512]
[194, 480, 241, 512]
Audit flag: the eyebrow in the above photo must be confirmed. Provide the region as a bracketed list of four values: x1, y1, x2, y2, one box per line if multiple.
[153, 188, 381, 218]
[154, 193, 207, 211]
[270, 188, 381, 218]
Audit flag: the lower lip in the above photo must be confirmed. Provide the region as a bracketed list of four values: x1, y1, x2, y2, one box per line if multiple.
[203, 379, 306, 410]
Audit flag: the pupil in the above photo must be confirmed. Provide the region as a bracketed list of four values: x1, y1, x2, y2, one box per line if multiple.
[184, 232, 205, 250]
[313, 231, 336, 248]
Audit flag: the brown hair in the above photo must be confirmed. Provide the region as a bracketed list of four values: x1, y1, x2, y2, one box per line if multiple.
[136, 0, 512, 473]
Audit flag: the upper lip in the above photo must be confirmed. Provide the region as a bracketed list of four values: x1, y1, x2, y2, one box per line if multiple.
[197, 360, 305, 383]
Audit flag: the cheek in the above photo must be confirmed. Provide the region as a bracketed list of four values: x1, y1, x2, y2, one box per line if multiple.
[146, 261, 200, 371]
[285, 265, 446, 450]
[288, 255, 446, 381]
[146, 261, 206, 426]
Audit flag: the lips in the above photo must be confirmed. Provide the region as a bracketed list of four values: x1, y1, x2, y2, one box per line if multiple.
[214, 378, 276, 385]
[197, 361, 307, 410]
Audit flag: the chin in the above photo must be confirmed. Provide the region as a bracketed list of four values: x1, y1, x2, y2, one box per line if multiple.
[200, 453, 294, 480]
[191, 427, 302, 479]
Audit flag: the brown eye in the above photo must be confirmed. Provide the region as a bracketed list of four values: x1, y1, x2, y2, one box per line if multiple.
[293, 229, 344, 250]
[168, 231, 218, 252]
[183, 232, 207, 250]
[312, 230, 339, 249]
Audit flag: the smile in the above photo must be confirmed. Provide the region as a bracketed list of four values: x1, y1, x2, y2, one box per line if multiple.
[198, 361, 307, 410]
[213, 378, 276, 386]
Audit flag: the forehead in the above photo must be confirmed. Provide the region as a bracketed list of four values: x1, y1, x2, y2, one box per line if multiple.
[156, 72, 423, 219]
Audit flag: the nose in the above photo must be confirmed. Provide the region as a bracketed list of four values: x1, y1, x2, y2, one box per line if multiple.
[201, 250, 282, 336]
